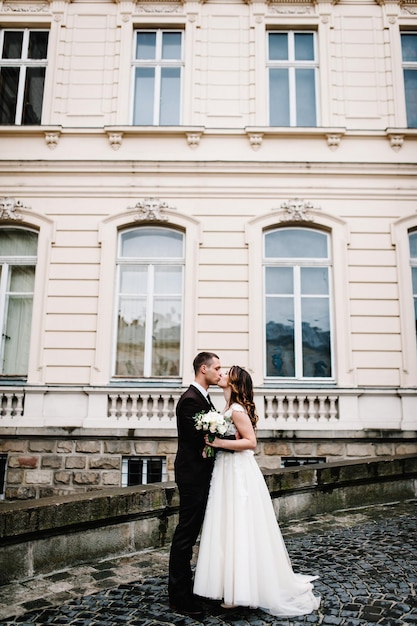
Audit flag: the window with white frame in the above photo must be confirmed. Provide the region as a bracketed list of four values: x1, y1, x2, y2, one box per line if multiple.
[122, 456, 166, 486]
[401, 33, 417, 128]
[264, 227, 333, 379]
[132, 29, 183, 126]
[409, 230, 417, 342]
[0, 228, 38, 376]
[115, 227, 184, 378]
[0, 29, 49, 125]
[268, 31, 318, 127]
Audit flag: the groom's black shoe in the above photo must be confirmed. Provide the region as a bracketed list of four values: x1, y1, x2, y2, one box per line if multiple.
[169, 597, 204, 617]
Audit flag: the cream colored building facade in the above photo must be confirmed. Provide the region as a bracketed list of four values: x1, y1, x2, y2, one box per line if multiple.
[0, 0, 416, 498]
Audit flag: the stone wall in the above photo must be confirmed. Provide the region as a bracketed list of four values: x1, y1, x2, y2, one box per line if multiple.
[2, 434, 417, 500]
[0, 454, 416, 585]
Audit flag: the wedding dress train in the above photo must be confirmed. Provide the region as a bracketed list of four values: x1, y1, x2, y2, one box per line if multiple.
[193, 403, 321, 617]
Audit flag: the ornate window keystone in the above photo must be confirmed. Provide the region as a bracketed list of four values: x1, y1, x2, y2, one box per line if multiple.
[0, 198, 28, 221]
[275, 198, 320, 222]
[45, 132, 60, 150]
[248, 132, 263, 151]
[388, 133, 404, 152]
[326, 133, 342, 150]
[186, 132, 202, 148]
[127, 198, 175, 222]
[107, 132, 123, 150]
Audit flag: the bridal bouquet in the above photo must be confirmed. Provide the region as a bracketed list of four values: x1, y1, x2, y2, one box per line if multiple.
[194, 409, 230, 458]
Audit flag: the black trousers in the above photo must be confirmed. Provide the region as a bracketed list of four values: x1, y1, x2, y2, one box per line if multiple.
[168, 481, 210, 605]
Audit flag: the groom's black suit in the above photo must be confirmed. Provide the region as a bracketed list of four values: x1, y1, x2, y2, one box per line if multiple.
[168, 384, 215, 610]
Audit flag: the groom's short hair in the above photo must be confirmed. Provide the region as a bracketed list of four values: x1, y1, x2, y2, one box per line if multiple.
[193, 351, 219, 374]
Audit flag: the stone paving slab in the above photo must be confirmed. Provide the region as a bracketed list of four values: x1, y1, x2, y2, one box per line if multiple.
[0, 500, 416, 626]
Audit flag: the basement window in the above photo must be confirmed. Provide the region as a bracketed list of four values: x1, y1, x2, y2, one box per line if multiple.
[281, 456, 326, 468]
[122, 456, 166, 486]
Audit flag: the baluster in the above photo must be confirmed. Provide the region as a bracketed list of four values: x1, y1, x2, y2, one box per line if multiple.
[328, 395, 338, 421]
[108, 394, 119, 419]
[3, 393, 13, 418]
[131, 395, 139, 420]
[307, 395, 316, 421]
[120, 394, 129, 420]
[277, 396, 285, 420]
[286, 395, 295, 420]
[264, 395, 273, 420]
[14, 392, 24, 417]
[318, 396, 327, 421]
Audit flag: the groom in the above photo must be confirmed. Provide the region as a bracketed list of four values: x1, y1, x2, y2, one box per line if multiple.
[168, 351, 222, 617]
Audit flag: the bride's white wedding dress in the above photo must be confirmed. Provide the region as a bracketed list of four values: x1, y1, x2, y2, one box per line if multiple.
[194, 403, 321, 617]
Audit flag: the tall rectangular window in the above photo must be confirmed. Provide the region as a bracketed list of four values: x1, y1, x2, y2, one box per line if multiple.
[268, 31, 318, 127]
[0, 29, 49, 125]
[132, 30, 183, 126]
[0, 229, 38, 376]
[264, 228, 332, 379]
[115, 227, 184, 378]
[401, 33, 417, 128]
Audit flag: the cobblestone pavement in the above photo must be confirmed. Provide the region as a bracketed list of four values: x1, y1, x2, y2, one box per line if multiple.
[0, 499, 416, 626]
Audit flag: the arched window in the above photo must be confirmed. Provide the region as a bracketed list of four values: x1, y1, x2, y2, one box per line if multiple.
[264, 227, 333, 379]
[409, 230, 417, 342]
[114, 226, 184, 378]
[0, 227, 38, 376]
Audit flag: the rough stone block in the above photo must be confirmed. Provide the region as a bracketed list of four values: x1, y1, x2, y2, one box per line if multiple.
[57, 441, 74, 453]
[42, 455, 63, 469]
[54, 471, 71, 484]
[73, 471, 100, 485]
[293, 443, 317, 455]
[6, 469, 24, 483]
[65, 456, 86, 469]
[317, 443, 345, 456]
[156, 441, 177, 454]
[0, 440, 27, 453]
[9, 456, 38, 469]
[75, 441, 101, 454]
[29, 441, 55, 453]
[25, 470, 52, 484]
[104, 440, 132, 454]
[374, 443, 395, 456]
[346, 443, 374, 457]
[89, 456, 120, 470]
[263, 442, 291, 456]
[396, 444, 417, 456]
[134, 442, 155, 455]
[5, 486, 36, 499]
[102, 471, 120, 485]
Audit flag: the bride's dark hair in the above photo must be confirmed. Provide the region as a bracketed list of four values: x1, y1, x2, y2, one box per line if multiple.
[228, 366, 258, 429]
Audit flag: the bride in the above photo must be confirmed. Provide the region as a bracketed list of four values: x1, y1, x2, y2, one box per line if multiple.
[193, 365, 321, 617]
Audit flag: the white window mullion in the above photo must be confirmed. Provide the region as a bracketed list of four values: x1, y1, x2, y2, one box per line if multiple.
[143, 264, 154, 377]
[154, 66, 162, 125]
[293, 265, 303, 379]
[142, 458, 148, 484]
[0, 264, 9, 371]
[15, 65, 26, 125]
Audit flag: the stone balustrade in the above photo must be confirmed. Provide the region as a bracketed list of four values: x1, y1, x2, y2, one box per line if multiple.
[0, 454, 416, 586]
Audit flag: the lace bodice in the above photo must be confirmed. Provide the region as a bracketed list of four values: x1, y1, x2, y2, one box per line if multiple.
[223, 403, 245, 436]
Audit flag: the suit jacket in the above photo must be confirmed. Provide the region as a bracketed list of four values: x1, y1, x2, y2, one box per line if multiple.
[174, 385, 215, 486]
